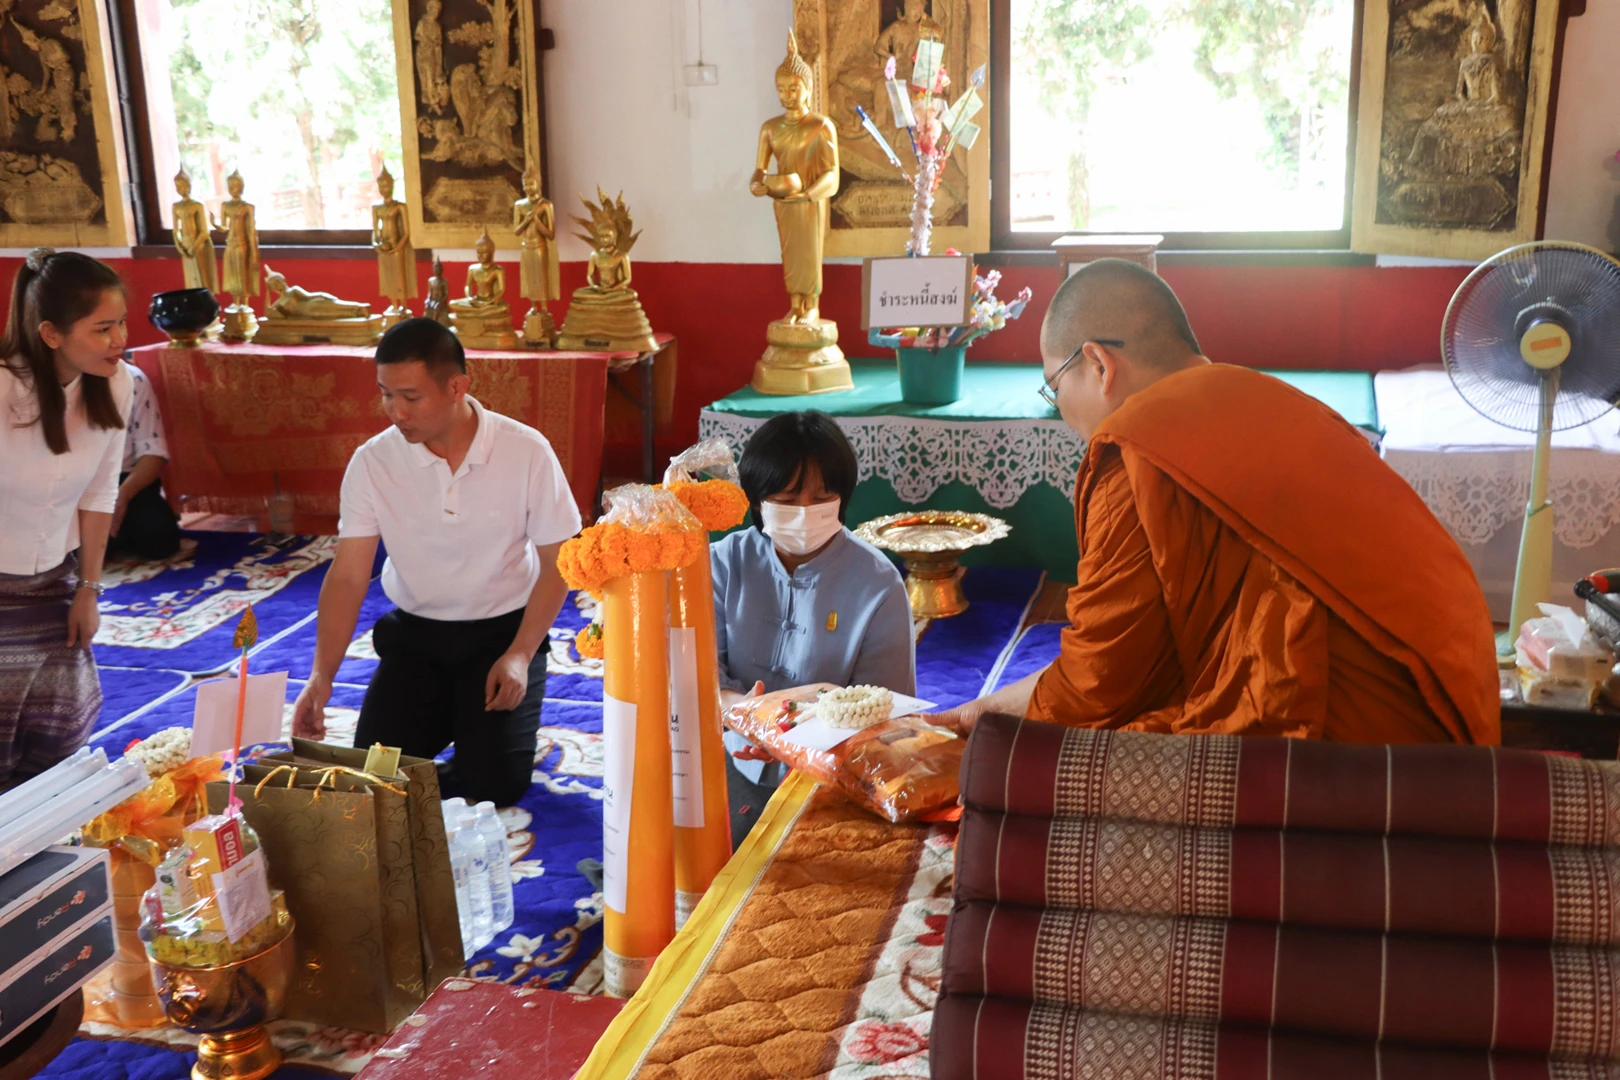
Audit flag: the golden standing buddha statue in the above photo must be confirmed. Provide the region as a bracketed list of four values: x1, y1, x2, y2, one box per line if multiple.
[555, 189, 658, 353]
[211, 170, 260, 342]
[372, 167, 417, 326]
[171, 169, 217, 293]
[750, 32, 851, 394]
[450, 228, 519, 349]
[513, 167, 560, 348]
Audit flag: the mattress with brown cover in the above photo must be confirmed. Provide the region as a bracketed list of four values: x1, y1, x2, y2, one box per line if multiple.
[574, 771, 954, 1080]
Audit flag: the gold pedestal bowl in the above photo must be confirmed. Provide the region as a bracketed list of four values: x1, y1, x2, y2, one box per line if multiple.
[149, 919, 295, 1080]
[855, 511, 1012, 619]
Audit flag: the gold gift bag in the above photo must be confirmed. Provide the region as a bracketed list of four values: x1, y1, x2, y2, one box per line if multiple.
[207, 750, 460, 1033]
[267, 739, 462, 989]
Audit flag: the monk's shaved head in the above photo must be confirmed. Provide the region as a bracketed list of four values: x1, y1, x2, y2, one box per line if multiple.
[1040, 259, 1202, 369]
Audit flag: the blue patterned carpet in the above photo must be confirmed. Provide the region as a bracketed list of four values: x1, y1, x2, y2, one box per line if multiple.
[42, 537, 1043, 1078]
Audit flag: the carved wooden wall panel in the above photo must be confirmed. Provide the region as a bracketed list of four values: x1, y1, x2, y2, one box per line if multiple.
[1352, 0, 1561, 258]
[0, 0, 132, 246]
[796, 0, 990, 256]
[389, 0, 545, 248]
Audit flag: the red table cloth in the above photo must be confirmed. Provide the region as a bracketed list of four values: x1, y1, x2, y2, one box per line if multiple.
[129, 341, 616, 522]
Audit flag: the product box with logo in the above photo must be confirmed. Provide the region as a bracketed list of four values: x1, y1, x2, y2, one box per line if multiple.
[0, 845, 115, 1048]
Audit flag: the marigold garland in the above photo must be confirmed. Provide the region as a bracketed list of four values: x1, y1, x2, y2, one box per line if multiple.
[574, 622, 604, 660]
[558, 521, 707, 592]
[665, 480, 749, 532]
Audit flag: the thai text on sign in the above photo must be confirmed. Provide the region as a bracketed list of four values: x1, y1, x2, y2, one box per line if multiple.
[861, 255, 975, 330]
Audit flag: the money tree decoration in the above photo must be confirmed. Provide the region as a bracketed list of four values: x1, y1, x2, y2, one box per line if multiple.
[854, 40, 985, 257]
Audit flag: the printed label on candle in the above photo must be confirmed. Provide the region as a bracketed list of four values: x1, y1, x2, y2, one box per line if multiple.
[601, 694, 636, 914]
[668, 629, 705, 830]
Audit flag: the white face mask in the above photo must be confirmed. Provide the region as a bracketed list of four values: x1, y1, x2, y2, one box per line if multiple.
[760, 500, 843, 557]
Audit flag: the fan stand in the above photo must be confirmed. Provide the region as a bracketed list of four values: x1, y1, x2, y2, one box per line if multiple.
[1499, 368, 1560, 660]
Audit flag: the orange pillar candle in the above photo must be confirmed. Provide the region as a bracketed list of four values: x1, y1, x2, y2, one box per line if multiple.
[600, 569, 677, 998]
[667, 552, 732, 928]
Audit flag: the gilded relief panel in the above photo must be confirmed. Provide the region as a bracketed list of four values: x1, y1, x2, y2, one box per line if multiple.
[796, 0, 990, 256]
[1352, 0, 1560, 259]
[390, 0, 544, 248]
[0, 0, 131, 246]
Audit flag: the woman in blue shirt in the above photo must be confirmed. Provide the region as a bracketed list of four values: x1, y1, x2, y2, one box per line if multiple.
[713, 410, 915, 844]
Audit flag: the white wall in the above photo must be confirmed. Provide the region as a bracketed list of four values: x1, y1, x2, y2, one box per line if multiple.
[1542, 0, 1620, 251]
[542, 0, 791, 263]
[540, 0, 1620, 263]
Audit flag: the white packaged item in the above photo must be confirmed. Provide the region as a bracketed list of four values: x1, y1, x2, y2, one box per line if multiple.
[0, 756, 148, 877]
[0, 748, 103, 834]
[1516, 605, 1615, 682]
[473, 802, 514, 934]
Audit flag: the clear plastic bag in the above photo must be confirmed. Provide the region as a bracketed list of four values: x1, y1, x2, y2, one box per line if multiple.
[138, 811, 291, 967]
[600, 482, 704, 533]
[662, 438, 741, 487]
[722, 684, 963, 823]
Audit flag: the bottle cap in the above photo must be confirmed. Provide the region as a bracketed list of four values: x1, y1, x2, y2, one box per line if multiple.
[475, 801, 496, 813]
[457, 813, 478, 830]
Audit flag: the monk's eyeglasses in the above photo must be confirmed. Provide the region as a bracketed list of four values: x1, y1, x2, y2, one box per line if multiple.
[1039, 339, 1125, 409]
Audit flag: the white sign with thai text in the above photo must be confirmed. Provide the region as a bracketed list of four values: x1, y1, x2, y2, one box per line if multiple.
[862, 255, 974, 330]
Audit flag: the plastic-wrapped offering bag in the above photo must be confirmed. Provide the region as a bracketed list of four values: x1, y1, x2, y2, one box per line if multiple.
[722, 684, 963, 823]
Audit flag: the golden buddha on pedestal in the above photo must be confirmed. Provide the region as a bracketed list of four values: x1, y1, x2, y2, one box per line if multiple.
[255, 265, 384, 346]
[749, 31, 851, 394]
[424, 257, 455, 329]
[372, 167, 417, 327]
[555, 189, 658, 353]
[211, 170, 260, 342]
[513, 166, 559, 348]
[450, 228, 519, 349]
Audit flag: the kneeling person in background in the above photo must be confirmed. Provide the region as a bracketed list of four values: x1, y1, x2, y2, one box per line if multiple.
[291, 318, 580, 806]
[109, 364, 181, 560]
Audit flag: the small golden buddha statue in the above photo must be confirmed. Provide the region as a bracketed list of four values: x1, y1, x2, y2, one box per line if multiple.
[256, 265, 384, 346]
[171, 169, 217, 293]
[211, 170, 260, 342]
[513, 166, 559, 348]
[372, 166, 417, 327]
[750, 32, 851, 394]
[555, 188, 658, 353]
[450, 228, 519, 349]
[424, 256, 455, 328]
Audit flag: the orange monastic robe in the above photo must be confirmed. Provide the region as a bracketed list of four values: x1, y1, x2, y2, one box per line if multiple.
[1028, 365, 1500, 745]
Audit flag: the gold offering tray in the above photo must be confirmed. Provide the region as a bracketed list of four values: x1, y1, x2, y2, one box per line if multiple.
[855, 511, 1011, 618]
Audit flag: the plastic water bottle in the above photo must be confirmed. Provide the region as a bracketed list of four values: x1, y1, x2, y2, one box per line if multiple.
[447, 819, 475, 955]
[441, 796, 467, 826]
[474, 802, 514, 933]
[455, 812, 495, 952]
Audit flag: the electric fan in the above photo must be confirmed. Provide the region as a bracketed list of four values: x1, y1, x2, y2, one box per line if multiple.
[1442, 241, 1620, 655]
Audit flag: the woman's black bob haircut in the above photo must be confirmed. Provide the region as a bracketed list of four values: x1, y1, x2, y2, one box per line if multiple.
[738, 410, 858, 531]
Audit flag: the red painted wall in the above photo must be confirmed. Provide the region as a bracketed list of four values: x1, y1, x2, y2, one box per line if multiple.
[0, 253, 1472, 470]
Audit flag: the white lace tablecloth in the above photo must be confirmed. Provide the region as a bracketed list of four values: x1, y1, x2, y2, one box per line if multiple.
[1376, 366, 1620, 616]
[698, 410, 1086, 508]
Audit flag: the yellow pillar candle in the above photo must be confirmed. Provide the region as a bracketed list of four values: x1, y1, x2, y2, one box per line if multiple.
[667, 552, 732, 927]
[600, 569, 677, 998]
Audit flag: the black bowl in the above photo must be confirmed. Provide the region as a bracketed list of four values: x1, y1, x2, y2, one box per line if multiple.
[148, 288, 220, 346]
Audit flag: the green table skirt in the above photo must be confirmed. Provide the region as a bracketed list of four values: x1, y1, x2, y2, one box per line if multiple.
[702, 359, 1378, 582]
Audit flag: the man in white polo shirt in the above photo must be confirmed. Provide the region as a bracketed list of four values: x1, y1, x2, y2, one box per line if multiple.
[290, 318, 580, 805]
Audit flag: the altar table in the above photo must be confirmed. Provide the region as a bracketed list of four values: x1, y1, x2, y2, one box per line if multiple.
[700, 359, 1379, 579]
[130, 341, 623, 524]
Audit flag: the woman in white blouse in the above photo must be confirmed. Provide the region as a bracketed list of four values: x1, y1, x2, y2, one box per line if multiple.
[0, 249, 130, 789]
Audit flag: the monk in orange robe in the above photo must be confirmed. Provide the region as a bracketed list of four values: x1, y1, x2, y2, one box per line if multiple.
[944, 260, 1499, 745]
